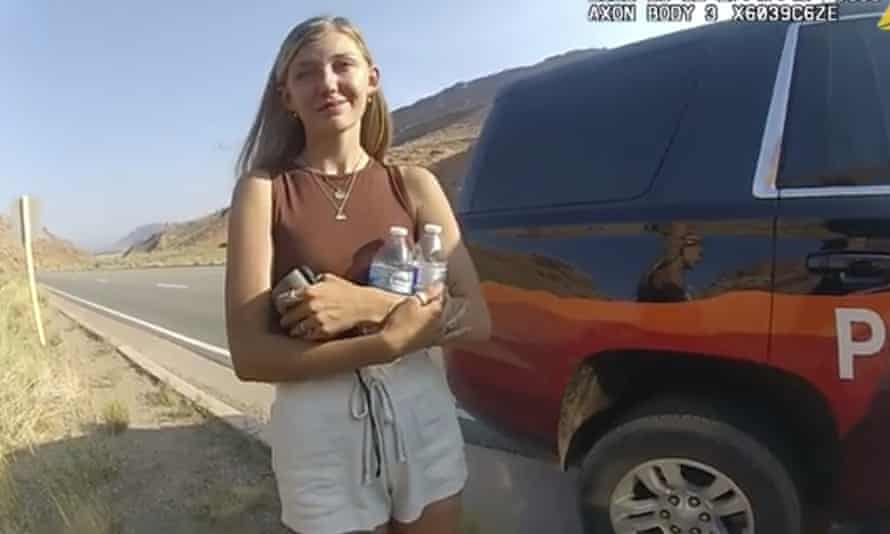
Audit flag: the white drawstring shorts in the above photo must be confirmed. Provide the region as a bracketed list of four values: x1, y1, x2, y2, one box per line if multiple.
[269, 348, 468, 534]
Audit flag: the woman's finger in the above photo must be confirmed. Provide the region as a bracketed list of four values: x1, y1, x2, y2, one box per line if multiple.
[414, 286, 444, 307]
[274, 290, 299, 315]
[288, 311, 320, 336]
[413, 291, 430, 306]
[289, 322, 306, 337]
[280, 301, 315, 329]
[304, 325, 325, 341]
[425, 282, 445, 300]
[303, 314, 322, 330]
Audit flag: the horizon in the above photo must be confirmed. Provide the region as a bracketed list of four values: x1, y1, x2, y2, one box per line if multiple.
[1, 1, 713, 252]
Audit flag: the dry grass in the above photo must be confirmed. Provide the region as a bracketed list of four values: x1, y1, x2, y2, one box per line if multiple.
[0, 275, 120, 534]
[145, 383, 178, 408]
[101, 400, 130, 435]
[0, 279, 83, 452]
[0, 271, 294, 533]
[144, 384, 193, 420]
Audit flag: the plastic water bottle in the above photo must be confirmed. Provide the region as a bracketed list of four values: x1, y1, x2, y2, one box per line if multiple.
[368, 226, 417, 296]
[415, 223, 447, 291]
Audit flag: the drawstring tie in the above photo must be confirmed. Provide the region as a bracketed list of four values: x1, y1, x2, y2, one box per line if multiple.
[349, 368, 408, 486]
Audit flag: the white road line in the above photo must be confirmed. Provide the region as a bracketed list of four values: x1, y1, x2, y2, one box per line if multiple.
[43, 285, 230, 359]
[96, 279, 109, 283]
[156, 283, 189, 289]
[42, 285, 476, 422]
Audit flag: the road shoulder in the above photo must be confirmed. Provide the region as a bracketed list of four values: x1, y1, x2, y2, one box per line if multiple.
[48, 293, 275, 445]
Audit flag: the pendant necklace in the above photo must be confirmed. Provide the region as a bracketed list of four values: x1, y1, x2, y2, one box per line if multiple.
[298, 155, 367, 221]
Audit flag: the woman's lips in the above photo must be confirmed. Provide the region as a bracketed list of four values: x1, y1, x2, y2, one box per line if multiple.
[318, 100, 348, 113]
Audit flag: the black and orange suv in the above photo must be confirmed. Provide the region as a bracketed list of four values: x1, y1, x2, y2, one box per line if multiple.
[446, 6, 890, 534]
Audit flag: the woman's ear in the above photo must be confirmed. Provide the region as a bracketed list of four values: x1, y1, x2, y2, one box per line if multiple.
[279, 89, 293, 113]
[277, 82, 297, 115]
[367, 65, 381, 97]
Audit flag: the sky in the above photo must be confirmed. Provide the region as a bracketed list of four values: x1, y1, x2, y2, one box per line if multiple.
[0, 0, 711, 251]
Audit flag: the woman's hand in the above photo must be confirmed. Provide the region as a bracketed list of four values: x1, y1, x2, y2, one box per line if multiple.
[278, 273, 374, 341]
[380, 284, 471, 355]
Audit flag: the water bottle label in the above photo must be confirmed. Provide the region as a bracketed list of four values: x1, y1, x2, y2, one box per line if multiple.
[417, 264, 447, 289]
[430, 264, 447, 284]
[369, 263, 416, 295]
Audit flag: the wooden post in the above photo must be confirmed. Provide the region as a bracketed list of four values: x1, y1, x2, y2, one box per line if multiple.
[20, 195, 46, 347]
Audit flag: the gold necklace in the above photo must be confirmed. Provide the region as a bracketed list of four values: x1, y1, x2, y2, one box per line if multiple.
[300, 155, 366, 221]
[319, 174, 349, 200]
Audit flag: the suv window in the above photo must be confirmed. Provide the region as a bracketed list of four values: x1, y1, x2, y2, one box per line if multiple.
[777, 18, 890, 189]
[469, 41, 701, 212]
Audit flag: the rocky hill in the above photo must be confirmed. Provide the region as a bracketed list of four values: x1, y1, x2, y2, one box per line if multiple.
[102, 222, 168, 254]
[0, 214, 21, 274]
[122, 208, 229, 256]
[0, 214, 93, 273]
[390, 48, 605, 145]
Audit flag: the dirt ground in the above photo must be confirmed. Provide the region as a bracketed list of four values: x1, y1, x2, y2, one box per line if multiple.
[3, 304, 290, 534]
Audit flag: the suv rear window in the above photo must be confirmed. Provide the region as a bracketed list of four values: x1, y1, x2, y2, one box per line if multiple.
[468, 41, 701, 212]
[777, 18, 890, 189]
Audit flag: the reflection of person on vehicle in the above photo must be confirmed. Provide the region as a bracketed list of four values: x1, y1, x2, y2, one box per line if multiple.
[637, 224, 703, 303]
[224, 15, 491, 534]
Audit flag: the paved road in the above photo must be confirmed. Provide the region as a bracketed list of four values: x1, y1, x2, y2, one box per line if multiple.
[41, 267, 229, 353]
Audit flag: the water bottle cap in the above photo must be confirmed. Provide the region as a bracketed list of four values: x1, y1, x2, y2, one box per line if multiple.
[389, 226, 409, 237]
[423, 223, 442, 234]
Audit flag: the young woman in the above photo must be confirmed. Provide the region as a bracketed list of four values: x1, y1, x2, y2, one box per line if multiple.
[224, 14, 492, 534]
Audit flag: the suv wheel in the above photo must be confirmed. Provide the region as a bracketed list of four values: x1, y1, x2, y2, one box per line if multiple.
[577, 397, 803, 534]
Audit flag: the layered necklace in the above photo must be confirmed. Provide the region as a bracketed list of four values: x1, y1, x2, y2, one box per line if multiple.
[296, 154, 368, 221]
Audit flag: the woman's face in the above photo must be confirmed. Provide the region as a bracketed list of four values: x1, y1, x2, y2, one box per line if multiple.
[280, 30, 379, 137]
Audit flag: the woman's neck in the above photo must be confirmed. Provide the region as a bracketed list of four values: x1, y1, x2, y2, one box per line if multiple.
[298, 126, 369, 175]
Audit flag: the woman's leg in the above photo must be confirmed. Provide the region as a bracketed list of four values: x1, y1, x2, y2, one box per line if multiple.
[389, 492, 463, 534]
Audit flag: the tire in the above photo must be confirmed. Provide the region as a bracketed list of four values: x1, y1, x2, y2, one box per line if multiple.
[577, 396, 803, 534]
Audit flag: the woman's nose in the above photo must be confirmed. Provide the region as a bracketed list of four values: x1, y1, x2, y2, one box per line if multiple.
[319, 65, 338, 93]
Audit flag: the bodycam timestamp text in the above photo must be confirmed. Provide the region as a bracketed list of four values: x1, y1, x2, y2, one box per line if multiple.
[586, 0, 852, 24]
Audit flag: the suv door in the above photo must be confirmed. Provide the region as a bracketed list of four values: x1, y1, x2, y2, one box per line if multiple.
[765, 15, 890, 517]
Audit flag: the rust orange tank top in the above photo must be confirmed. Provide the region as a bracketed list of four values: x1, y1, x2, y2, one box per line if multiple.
[270, 159, 417, 288]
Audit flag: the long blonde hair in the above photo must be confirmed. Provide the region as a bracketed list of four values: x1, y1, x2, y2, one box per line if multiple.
[235, 16, 393, 178]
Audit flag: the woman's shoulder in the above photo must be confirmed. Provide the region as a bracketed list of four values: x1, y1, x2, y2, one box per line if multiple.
[231, 168, 284, 207]
[234, 168, 293, 194]
[388, 163, 437, 183]
[387, 163, 443, 199]
[385, 163, 454, 226]
[238, 167, 289, 183]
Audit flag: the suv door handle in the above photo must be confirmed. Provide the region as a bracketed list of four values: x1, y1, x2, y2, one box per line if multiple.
[806, 252, 890, 278]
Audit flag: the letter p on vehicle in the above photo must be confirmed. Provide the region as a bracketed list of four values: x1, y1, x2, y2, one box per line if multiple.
[835, 308, 886, 381]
